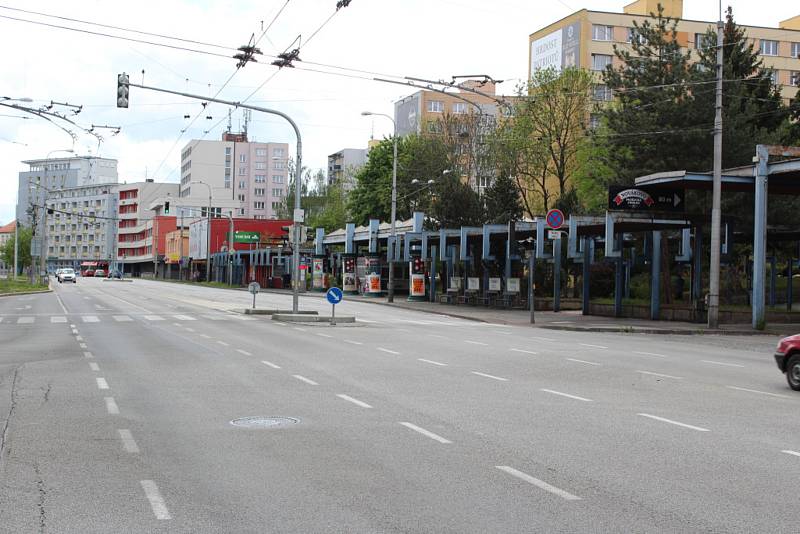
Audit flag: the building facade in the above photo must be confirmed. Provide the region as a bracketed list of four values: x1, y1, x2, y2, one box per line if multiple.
[528, 0, 800, 101]
[179, 132, 289, 221]
[0, 220, 15, 274]
[327, 148, 367, 189]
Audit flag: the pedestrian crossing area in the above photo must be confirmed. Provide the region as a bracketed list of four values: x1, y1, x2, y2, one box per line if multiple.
[0, 313, 258, 325]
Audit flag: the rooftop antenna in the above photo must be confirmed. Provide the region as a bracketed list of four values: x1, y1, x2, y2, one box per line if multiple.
[243, 109, 251, 136]
[226, 108, 232, 133]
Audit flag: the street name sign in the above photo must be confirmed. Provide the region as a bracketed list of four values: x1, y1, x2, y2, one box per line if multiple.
[235, 231, 260, 243]
[608, 186, 685, 212]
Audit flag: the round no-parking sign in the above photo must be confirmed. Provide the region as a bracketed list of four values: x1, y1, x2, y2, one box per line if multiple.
[546, 209, 564, 230]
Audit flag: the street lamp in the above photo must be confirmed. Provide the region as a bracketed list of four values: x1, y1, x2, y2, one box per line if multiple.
[190, 181, 212, 282]
[361, 110, 398, 302]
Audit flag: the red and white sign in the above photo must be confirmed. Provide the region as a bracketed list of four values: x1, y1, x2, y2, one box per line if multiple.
[546, 208, 565, 230]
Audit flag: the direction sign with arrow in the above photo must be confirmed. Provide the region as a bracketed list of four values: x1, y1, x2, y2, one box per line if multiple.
[608, 186, 685, 212]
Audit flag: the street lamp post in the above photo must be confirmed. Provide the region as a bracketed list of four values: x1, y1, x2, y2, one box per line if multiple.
[190, 181, 212, 282]
[361, 111, 398, 302]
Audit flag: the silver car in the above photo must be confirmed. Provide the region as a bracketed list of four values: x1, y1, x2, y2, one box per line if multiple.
[58, 268, 77, 283]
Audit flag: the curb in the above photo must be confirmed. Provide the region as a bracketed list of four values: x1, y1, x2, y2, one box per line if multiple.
[539, 325, 778, 336]
[0, 289, 52, 298]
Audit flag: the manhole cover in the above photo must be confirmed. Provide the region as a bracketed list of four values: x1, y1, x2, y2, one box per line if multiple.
[230, 416, 299, 428]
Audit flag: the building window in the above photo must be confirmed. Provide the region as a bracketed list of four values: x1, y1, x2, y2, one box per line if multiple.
[272, 202, 281, 210]
[273, 175, 284, 184]
[427, 100, 444, 113]
[255, 174, 266, 183]
[225, 147, 231, 155]
[427, 121, 443, 134]
[255, 188, 265, 196]
[274, 161, 285, 170]
[273, 148, 285, 158]
[791, 71, 800, 87]
[272, 188, 283, 197]
[224, 177, 231, 189]
[254, 201, 265, 210]
[760, 40, 779, 56]
[452, 102, 467, 114]
[477, 175, 492, 189]
[589, 114, 600, 130]
[592, 24, 613, 41]
[237, 194, 245, 202]
[238, 180, 246, 189]
[765, 70, 778, 85]
[255, 162, 266, 170]
[628, 27, 647, 45]
[238, 166, 246, 176]
[792, 42, 800, 59]
[694, 32, 708, 50]
[593, 84, 613, 101]
[256, 148, 267, 157]
[238, 208, 246, 216]
[239, 154, 246, 163]
[592, 54, 612, 72]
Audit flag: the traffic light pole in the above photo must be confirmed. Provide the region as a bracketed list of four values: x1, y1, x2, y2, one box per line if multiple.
[119, 77, 304, 313]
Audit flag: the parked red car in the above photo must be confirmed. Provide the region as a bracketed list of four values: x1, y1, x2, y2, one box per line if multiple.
[775, 335, 800, 391]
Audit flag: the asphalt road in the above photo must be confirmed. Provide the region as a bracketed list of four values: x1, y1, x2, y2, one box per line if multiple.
[0, 277, 797, 533]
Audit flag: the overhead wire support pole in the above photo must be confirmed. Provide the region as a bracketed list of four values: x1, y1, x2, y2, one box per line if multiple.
[708, 2, 724, 329]
[122, 80, 304, 313]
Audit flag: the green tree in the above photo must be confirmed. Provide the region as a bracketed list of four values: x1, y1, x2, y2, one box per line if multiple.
[483, 173, 522, 224]
[1, 224, 30, 274]
[307, 181, 348, 233]
[430, 170, 485, 228]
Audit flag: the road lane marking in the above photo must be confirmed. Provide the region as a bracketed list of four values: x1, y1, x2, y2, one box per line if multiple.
[566, 358, 601, 366]
[55, 292, 69, 313]
[418, 358, 447, 367]
[50, 316, 66, 323]
[84, 351, 93, 359]
[82, 315, 99, 323]
[471, 371, 509, 382]
[495, 466, 581, 501]
[118, 429, 140, 453]
[216, 340, 229, 346]
[428, 334, 450, 340]
[336, 394, 372, 408]
[343, 340, 363, 345]
[293, 327, 307, 332]
[144, 315, 164, 321]
[377, 347, 400, 355]
[702, 360, 745, 368]
[510, 348, 538, 355]
[530, 336, 556, 342]
[292, 374, 319, 386]
[200, 334, 211, 339]
[105, 397, 119, 414]
[316, 333, 332, 338]
[89, 362, 99, 371]
[172, 323, 182, 327]
[185, 327, 195, 332]
[633, 351, 668, 358]
[17, 317, 34, 324]
[113, 315, 132, 322]
[726, 386, 789, 399]
[140, 480, 171, 520]
[79, 343, 87, 349]
[637, 370, 683, 380]
[637, 413, 709, 432]
[540, 389, 593, 402]
[465, 340, 489, 346]
[261, 360, 281, 369]
[236, 349, 252, 356]
[579, 343, 607, 349]
[173, 315, 196, 321]
[75, 335, 84, 341]
[781, 450, 800, 457]
[357, 318, 380, 324]
[399, 422, 452, 444]
[96, 377, 109, 390]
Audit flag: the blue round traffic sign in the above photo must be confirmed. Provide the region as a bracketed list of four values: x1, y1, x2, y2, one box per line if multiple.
[546, 209, 564, 230]
[326, 287, 343, 305]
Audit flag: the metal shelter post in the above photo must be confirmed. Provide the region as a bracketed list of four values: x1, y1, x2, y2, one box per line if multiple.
[788, 250, 794, 312]
[553, 237, 562, 313]
[528, 250, 536, 324]
[651, 231, 661, 321]
[582, 236, 591, 316]
[769, 256, 777, 307]
[614, 234, 623, 318]
[430, 245, 437, 303]
[752, 145, 769, 329]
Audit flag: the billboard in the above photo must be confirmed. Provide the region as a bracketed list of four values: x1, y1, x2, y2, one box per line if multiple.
[530, 22, 581, 74]
[607, 186, 685, 212]
[394, 93, 421, 136]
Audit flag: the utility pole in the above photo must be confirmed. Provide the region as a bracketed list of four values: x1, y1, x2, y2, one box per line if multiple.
[708, 2, 724, 328]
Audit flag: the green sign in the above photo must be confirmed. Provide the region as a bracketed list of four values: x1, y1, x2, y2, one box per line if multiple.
[234, 230, 260, 243]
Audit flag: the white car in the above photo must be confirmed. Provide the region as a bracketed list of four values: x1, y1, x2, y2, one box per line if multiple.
[58, 268, 76, 283]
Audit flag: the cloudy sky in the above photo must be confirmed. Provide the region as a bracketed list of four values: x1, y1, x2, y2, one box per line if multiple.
[1, 0, 797, 224]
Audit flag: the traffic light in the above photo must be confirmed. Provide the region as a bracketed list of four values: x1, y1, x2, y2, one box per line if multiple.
[116, 73, 129, 108]
[164, 201, 170, 214]
[411, 257, 424, 275]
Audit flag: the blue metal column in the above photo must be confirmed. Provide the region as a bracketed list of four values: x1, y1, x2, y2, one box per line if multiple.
[752, 145, 769, 329]
[553, 237, 562, 313]
[769, 256, 777, 307]
[692, 227, 703, 304]
[614, 234, 623, 318]
[651, 231, 661, 320]
[788, 250, 794, 313]
[582, 236, 590, 316]
[430, 245, 437, 303]
[528, 250, 536, 324]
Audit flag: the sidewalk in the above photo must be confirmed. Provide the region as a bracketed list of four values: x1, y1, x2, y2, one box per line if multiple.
[249, 287, 793, 336]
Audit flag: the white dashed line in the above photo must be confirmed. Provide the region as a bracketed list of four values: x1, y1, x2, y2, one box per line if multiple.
[637, 370, 683, 380]
[637, 413, 709, 432]
[185, 327, 195, 332]
[496, 466, 581, 501]
[79, 343, 87, 349]
[82, 315, 99, 323]
[510, 348, 537, 355]
[418, 358, 448, 367]
[566, 358, 601, 366]
[292, 374, 319, 386]
[293, 327, 307, 332]
[377, 347, 400, 355]
[316, 333, 333, 338]
[140, 480, 171, 520]
[399, 422, 452, 444]
[173, 315, 196, 321]
[343, 340, 363, 345]
[113, 315, 132, 322]
[702, 360, 745, 368]
[50, 316, 67, 323]
[200, 334, 211, 339]
[726, 386, 789, 399]
[89, 362, 99, 371]
[216, 340, 229, 346]
[105, 397, 119, 414]
[118, 429, 140, 453]
[17, 317, 34, 324]
[464, 340, 489, 346]
[540, 389, 593, 402]
[144, 315, 164, 321]
[75, 335, 83, 342]
[530, 336, 556, 342]
[261, 360, 281, 369]
[471, 371, 509, 382]
[579, 343, 607, 349]
[781, 450, 800, 457]
[96, 377, 109, 390]
[236, 349, 252, 356]
[336, 394, 372, 408]
[633, 351, 668, 358]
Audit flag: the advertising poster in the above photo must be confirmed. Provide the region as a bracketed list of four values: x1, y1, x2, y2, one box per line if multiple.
[312, 258, 324, 289]
[489, 278, 502, 292]
[507, 278, 520, 293]
[467, 277, 480, 291]
[367, 274, 382, 294]
[530, 22, 581, 73]
[410, 274, 426, 297]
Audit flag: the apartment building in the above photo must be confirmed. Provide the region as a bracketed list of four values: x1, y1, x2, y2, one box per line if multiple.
[179, 131, 289, 220]
[529, 0, 800, 101]
[116, 180, 179, 275]
[327, 148, 367, 189]
[0, 220, 15, 274]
